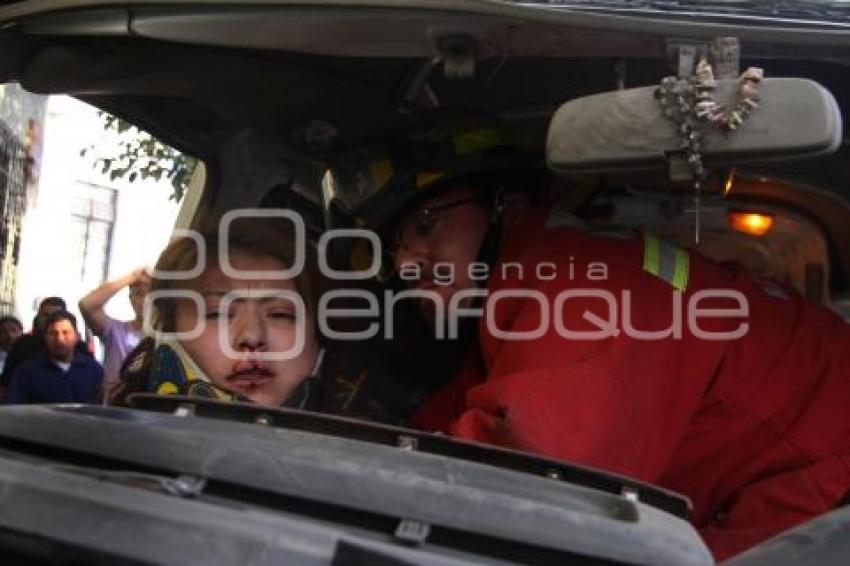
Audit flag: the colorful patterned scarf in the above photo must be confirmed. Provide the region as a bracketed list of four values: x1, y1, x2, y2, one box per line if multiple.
[144, 338, 324, 409]
[147, 339, 243, 402]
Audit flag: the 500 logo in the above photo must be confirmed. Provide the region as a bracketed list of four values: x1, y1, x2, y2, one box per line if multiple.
[143, 209, 751, 359]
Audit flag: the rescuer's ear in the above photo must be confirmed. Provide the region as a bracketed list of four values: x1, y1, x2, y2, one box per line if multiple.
[501, 190, 531, 228]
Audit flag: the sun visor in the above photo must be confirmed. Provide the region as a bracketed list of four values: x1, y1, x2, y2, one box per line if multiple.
[547, 78, 842, 174]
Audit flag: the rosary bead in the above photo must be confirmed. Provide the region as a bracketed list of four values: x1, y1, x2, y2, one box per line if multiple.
[741, 67, 764, 82]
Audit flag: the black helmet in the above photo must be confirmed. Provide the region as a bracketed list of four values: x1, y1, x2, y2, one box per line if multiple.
[321, 112, 541, 275]
[321, 112, 539, 231]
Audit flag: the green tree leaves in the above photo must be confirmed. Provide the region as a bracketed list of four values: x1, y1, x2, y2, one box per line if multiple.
[83, 112, 196, 202]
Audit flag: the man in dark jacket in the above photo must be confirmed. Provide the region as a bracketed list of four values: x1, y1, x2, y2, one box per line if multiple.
[0, 296, 68, 387]
[5, 311, 103, 404]
[0, 315, 23, 374]
[0, 297, 90, 400]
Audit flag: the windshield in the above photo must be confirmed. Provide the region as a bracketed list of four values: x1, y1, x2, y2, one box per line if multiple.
[4, 3, 850, 565]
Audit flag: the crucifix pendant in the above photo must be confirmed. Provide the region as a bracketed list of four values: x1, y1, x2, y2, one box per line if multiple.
[693, 180, 702, 245]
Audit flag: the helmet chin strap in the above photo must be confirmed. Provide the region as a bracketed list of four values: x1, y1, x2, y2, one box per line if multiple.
[433, 191, 504, 384]
[307, 347, 326, 379]
[473, 189, 508, 277]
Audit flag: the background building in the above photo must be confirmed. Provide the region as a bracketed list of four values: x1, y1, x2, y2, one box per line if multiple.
[0, 84, 47, 316]
[5, 92, 180, 336]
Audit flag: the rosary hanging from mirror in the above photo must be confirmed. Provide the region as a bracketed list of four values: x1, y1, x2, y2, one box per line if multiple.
[655, 58, 763, 244]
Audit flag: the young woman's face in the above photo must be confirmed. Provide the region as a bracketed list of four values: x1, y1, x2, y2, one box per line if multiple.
[173, 250, 319, 406]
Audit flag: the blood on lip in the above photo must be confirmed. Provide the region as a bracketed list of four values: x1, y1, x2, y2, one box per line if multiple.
[228, 370, 273, 394]
[230, 367, 272, 378]
[230, 371, 271, 378]
[228, 358, 273, 386]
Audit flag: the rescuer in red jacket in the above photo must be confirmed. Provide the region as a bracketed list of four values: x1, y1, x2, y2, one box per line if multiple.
[381, 177, 850, 561]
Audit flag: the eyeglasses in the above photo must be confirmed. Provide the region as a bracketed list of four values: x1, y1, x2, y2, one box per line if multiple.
[393, 196, 482, 251]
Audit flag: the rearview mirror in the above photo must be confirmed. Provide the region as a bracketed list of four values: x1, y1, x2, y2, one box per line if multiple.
[546, 78, 842, 174]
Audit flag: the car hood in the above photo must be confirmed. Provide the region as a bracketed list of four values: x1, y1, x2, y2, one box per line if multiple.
[0, 401, 711, 564]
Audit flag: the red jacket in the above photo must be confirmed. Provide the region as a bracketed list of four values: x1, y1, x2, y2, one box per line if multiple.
[412, 206, 850, 561]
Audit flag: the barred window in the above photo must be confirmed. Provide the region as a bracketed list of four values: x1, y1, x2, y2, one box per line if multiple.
[69, 182, 117, 290]
[0, 121, 26, 315]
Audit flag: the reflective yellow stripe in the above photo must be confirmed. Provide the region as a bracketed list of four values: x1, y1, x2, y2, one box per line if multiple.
[368, 159, 394, 189]
[672, 248, 690, 291]
[452, 128, 502, 155]
[643, 234, 690, 291]
[643, 235, 661, 277]
[415, 170, 444, 188]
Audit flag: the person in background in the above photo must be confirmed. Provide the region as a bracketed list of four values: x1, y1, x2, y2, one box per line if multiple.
[5, 311, 104, 404]
[79, 268, 151, 404]
[0, 297, 72, 397]
[0, 315, 23, 373]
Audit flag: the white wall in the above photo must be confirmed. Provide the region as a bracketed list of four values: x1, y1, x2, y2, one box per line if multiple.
[15, 95, 181, 329]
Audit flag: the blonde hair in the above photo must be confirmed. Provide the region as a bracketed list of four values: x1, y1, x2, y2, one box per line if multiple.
[150, 217, 323, 333]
